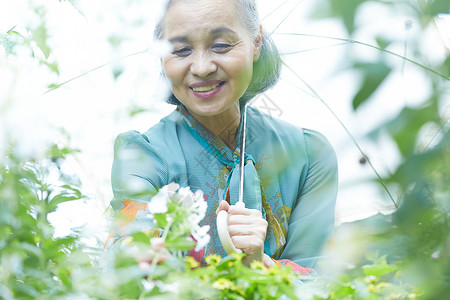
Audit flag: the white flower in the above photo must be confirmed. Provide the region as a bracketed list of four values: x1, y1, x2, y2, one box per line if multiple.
[148, 183, 180, 214]
[148, 190, 168, 214]
[165, 182, 180, 197]
[178, 186, 195, 207]
[193, 190, 204, 202]
[192, 225, 210, 251]
[189, 200, 207, 226]
[142, 279, 155, 292]
[147, 183, 210, 252]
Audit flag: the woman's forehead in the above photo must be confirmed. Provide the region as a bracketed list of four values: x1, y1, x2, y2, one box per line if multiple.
[164, 0, 244, 39]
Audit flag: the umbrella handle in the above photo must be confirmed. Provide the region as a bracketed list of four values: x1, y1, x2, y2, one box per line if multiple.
[217, 202, 245, 254]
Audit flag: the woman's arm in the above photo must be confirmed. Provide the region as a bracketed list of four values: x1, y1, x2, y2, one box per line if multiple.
[276, 129, 338, 271]
[105, 131, 164, 248]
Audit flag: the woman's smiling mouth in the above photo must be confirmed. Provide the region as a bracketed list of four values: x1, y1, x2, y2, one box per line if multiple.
[190, 81, 225, 99]
[192, 83, 221, 92]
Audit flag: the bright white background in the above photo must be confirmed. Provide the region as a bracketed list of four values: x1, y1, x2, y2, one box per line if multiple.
[1, 0, 449, 245]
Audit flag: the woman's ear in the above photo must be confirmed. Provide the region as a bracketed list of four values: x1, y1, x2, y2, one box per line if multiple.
[253, 25, 263, 62]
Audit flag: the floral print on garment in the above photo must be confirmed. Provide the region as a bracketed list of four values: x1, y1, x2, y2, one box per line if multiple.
[110, 105, 338, 274]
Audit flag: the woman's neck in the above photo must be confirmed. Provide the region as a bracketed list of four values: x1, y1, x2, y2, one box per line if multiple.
[186, 104, 241, 150]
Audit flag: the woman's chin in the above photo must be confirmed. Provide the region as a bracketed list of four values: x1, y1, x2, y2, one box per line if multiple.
[187, 107, 224, 118]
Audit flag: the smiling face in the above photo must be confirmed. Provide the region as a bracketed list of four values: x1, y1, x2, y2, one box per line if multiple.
[161, 0, 261, 121]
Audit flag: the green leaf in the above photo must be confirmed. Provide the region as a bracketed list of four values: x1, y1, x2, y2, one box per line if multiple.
[48, 194, 80, 212]
[41, 60, 60, 75]
[61, 185, 83, 197]
[428, 0, 450, 15]
[439, 54, 450, 77]
[129, 105, 148, 117]
[392, 132, 448, 188]
[113, 66, 123, 79]
[154, 213, 168, 228]
[385, 100, 439, 157]
[330, 0, 365, 34]
[47, 83, 61, 90]
[19, 242, 42, 257]
[108, 35, 123, 48]
[48, 145, 76, 159]
[365, 252, 380, 263]
[362, 255, 397, 276]
[375, 36, 392, 50]
[352, 61, 391, 110]
[334, 284, 356, 297]
[131, 231, 152, 244]
[13, 282, 39, 298]
[32, 22, 51, 59]
[165, 236, 195, 251]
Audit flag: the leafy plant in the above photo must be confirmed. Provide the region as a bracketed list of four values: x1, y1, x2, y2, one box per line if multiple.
[0, 146, 89, 298]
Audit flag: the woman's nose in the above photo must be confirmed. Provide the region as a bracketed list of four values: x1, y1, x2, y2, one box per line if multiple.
[190, 52, 217, 78]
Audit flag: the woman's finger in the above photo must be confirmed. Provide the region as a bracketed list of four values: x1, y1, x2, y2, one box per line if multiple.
[228, 205, 262, 217]
[231, 235, 265, 256]
[215, 200, 230, 215]
[228, 224, 267, 238]
[227, 214, 267, 226]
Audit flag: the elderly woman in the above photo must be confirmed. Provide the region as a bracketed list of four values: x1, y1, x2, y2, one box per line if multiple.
[109, 0, 338, 274]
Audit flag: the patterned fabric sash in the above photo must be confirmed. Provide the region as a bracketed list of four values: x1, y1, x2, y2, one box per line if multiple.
[179, 106, 262, 212]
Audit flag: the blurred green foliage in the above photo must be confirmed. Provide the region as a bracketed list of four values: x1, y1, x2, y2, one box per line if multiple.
[0, 146, 89, 298]
[307, 0, 450, 298]
[352, 61, 391, 110]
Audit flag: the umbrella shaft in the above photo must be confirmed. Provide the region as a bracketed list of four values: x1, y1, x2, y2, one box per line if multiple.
[238, 104, 248, 204]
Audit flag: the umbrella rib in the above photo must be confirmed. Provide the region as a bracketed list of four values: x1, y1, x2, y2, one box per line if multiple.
[262, 0, 291, 21]
[270, 0, 305, 36]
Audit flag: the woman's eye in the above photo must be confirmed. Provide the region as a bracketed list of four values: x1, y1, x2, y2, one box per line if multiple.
[211, 43, 232, 53]
[173, 48, 192, 56]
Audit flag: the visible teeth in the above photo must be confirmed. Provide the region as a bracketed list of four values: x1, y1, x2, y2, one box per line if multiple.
[192, 83, 220, 92]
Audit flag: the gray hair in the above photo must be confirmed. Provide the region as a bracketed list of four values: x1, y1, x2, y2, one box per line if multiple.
[154, 0, 281, 106]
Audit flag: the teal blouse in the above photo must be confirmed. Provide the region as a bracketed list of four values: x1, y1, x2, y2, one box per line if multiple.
[111, 106, 338, 269]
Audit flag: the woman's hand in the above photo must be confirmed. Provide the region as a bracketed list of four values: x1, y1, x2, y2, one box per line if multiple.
[216, 200, 269, 266]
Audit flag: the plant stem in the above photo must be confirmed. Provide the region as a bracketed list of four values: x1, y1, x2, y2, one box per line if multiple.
[7, 25, 16, 34]
[139, 220, 173, 299]
[43, 48, 150, 94]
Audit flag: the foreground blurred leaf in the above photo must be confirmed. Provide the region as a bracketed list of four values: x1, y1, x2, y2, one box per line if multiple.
[41, 60, 60, 75]
[312, 0, 365, 34]
[392, 130, 448, 188]
[47, 83, 61, 90]
[48, 194, 81, 213]
[165, 236, 196, 251]
[363, 255, 397, 276]
[375, 36, 392, 50]
[385, 100, 440, 157]
[423, 0, 450, 16]
[352, 61, 391, 110]
[32, 21, 51, 59]
[439, 54, 450, 77]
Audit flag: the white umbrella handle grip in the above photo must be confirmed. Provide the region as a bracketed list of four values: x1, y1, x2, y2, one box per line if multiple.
[217, 202, 245, 254]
